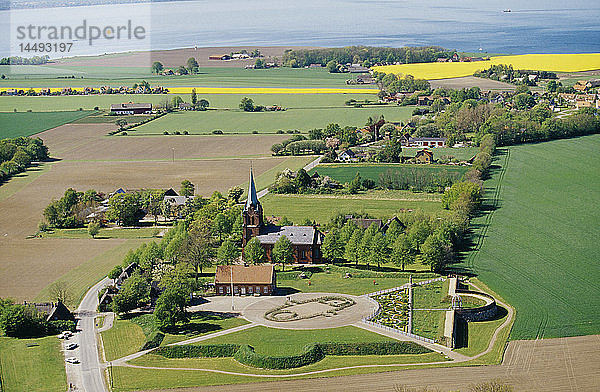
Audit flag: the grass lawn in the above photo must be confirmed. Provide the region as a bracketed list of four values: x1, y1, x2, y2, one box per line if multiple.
[401, 147, 479, 161]
[34, 239, 149, 307]
[412, 279, 448, 309]
[311, 163, 469, 184]
[0, 336, 66, 392]
[101, 318, 146, 361]
[261, 191, 445, 225]
[411, 310, 445, 341]
[452, 134, 600, 340]
[40, 226, 164, 239]
[198, 325, 395, 355]
[160, 316, 250, 346]
[280, 273, 409, 296]
[132, 105, 413, 135]
[0, 111, 94, 138]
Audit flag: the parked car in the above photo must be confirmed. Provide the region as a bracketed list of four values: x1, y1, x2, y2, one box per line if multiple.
[65, 357, 79, 364]
[66, 343, 78, 350]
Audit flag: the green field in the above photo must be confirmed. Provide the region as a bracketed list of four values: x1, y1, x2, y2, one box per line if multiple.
[34, 239, 149, 307]
[199, 325, 394, 355]
[261, 191, 445, 225]
[311, 163, 469, 184]
[40, 227, 164, 239]
[0, 111, 94, 138]
[455, 134, 600, 340]
[401, 147, 479, 161]
[132, 105, 412, 134]
[0, 336, 66, 392]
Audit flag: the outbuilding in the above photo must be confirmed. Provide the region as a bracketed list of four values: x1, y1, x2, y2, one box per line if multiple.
[215, 264, 276, 296]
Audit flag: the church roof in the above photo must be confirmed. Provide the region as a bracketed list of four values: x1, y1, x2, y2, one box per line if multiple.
[245, 168, 260, 210]
[255, 225, 323, 245]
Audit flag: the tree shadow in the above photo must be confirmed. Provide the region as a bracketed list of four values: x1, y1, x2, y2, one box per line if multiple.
[274, 287, 301, 296]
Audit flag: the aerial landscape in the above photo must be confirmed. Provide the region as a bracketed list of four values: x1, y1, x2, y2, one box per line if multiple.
[0, 1, 599, 391]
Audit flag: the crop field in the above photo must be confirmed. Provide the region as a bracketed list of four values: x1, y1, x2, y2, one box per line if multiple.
[373, 53, 600, 79]
[455, 134, 600, 340]
[0, 92, 379, 113]
[311, 163, 469, 184]
[0, 110, 94, 138]
[133, 105, 413, 135]
[261, 191, 445, 225]
[0, 336, 66, 392]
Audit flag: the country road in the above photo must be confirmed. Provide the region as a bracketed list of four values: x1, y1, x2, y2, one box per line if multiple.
[73, 277, 111, 392]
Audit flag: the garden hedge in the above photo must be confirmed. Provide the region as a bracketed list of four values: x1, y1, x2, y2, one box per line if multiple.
[141, 331, 165, 350]
[153, 341, 431, 369]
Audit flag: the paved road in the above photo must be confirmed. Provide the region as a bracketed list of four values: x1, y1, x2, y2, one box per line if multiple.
[74, 277, 111, 392]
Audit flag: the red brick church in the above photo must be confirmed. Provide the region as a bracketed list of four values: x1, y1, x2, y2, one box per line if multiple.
[242, 168, 323, 264]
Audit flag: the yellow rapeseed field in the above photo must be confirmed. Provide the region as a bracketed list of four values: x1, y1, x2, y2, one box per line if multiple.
[0, 87, 379, 94]
[372, 53, 600, 80]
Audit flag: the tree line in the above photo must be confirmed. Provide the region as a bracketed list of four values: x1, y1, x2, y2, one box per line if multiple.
[0, 137, 49, 184]
[282, 46, 454, 68]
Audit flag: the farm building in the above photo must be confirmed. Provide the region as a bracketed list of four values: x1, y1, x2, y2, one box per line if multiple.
[208, 54, 231, 60]
[110, 103, 152, 115]
[26, 301, 74, 322]
[408, 137, 447, 148]
[215, 264, 276, 296]
[337, 149, 359, 162]
[242, 168, 324, 264]
[415, 149, 434, 164]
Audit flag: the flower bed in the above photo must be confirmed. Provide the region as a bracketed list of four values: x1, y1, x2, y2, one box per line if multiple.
[372, 289, 409, 330]
[264, 296, 355, 322]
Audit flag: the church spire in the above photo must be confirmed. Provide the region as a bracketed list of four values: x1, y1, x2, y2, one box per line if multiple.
[245, 167, 259, 210]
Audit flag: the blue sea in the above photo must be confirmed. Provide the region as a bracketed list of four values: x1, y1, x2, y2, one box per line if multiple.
[0, 0, 599, 58]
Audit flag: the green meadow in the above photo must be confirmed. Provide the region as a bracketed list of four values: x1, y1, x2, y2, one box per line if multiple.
[311, 163, 469, 184]
[454, 134, 600, 340]
[0, 111, 94, 138]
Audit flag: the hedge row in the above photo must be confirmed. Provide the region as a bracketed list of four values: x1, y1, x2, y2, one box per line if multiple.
[234, 344, 325, 369]
[318, 341, 430, 356]
[154, 344, 240, 358]
[153, 341, 431, 369]
[141, 331, 165, 350]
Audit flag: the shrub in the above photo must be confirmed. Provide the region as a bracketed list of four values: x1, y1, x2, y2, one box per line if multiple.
[252, 130, 259, 134]
[141, 331, 165, 350]
[27, 109, 32, 112]
[212, 130, 224, 135]
[183, 131, 189, 135]
[234, 344, 325, 369]
[318, 341, 430, 356]
[78, 107, 83, 111]
[47, 320, 76, 335]
[174, 131, 181, 135]
[120, 131, 127, 136]
[94, 106, 99, 110]
[154, 344, 241, 358]
[276, 130, 285, 134]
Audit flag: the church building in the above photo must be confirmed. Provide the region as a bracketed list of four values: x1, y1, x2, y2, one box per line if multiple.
[242, 169, 324, 264]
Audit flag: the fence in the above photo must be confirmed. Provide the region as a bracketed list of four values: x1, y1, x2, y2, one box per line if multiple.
[361, 320, 436, 344]
[360, 276, 446, 345]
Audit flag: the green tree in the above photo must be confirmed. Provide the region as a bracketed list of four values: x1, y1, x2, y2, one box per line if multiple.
[197, 99, 209, 111]
[321, 227, 344, 262]
[217, 239, 240, 265]
[385, 219, 404, 245]
[369, 232, 388, 269]
[358, 223, 379, 266]
[88, 221, 100, 238]
[326, 60, 338, 73]
[151, 61, 164, 74]
[111, 270, 150, 315]
[513, 93, 536, 110]
[115, 118, 127, 131]
[255, 58, 266, 69]
[339, 220, 358, 243]
[345, 229, 363, 265]
[239, 97, 255, 112]
[390, 233, 413, 270]
[180, 180, 195, 196]
[271, 235, 294, 271]
[186, 57, 199, 73]
[155, 284, 191, 330]
[0, 301, 45, 338]
[140, 241, 162, 272]
[172, 96, 184, 108]
[244, 237, 265, 264]
[348, 172, 361, 194]
[212, 212, 231, 241]
[407, 220, 431, 253]
[107, 193, 141, 226]
[108, 265, 123, 280]
[227, 186, 244, 203]
[420, 234, 447, 272]
[180, 224, 213, 285]
[442, 181, 482, 210]
[191, 88, 197, 106]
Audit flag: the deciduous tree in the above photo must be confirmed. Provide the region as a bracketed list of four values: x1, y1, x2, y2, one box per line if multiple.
[271, 235, 294, 271]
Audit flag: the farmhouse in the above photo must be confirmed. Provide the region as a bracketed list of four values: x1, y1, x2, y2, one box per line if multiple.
[26, 301, 74, 322]
[242, 169, 324, 264]
[415, 149, 434, 164]
[408, 137, 447, 148]
[337, 149, 359, 162]
[110, 103, 152, 115]
[214, 264, 276, 295]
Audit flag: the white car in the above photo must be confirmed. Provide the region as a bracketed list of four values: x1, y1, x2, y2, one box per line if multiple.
[66, 343, 78, 350]
[65, 357, 80, 364]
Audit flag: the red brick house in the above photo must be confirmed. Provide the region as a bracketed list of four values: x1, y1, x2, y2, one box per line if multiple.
[215, 264, 276, 296]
